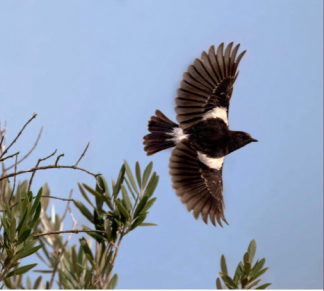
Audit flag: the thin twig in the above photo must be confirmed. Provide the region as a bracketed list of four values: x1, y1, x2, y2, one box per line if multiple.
[0, 151, 20, 163]
[33, 229, 106, 239]
[55, 154, 64, 166]
[75, 142, 90, 167]
[5, 127, 43, 171]
[60, 190, 73, 224]
[28, 149, 57, 193]
[0, 164, 100, 182]
[9, 153, 19, 203]
[103, 230, 125, 288]
[0, 113, 37, 159]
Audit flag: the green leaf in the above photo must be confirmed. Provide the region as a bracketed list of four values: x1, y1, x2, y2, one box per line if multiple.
[219, 272, 238, 289]
[121, 185, 132, 210]
[33, 276, 43, 289]
[107, 273, 118, 289]
[124, 177, 136, 200]
[247, 239, 257, 263]
[141, 197, 157, 213]
[83, 183, 105, 202]
[30, 187, 42, 217]
[216, 277, 222, 289]
[251, 268, 269, 281]
[115, 200, 130, 220]
[245, 279, 261, 289]
[133, 195, 149, 218]
[96, 175, 110, 197]
[130, 213, 147, 231]
[16, 207, 29, 234]
[6, 263, 37, 277]
[221, 254, 228, 275]
[250, 258, 266, 278]
[17, 228, 32, 245]
[256, 283, 272, 289]
[14, 244, 42, 261]
[113, 164, 125, 198]
[73, 201, 94, 223]
[135, 161, 141, 189]
[30, 203, 41, 229]
[142, 161, 153, 189]
[139, 223, 157, 226]
[124, 160, 139, 194]
[233, 262, 244, 284]
[79, 238, 94, 265]
[243, 252, 251, 276]
[143, 174, 159, 198]
[9, 217, 16, 242]
[78, 183, 94, 207]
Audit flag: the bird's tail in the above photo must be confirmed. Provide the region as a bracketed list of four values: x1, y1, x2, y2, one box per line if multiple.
[143, 110, 179, 156]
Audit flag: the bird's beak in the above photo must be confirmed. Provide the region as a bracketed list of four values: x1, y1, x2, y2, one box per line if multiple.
[251, 138, 258, 142]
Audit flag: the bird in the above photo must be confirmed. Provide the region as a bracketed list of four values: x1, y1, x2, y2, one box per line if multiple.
[143, 42, 257, 226]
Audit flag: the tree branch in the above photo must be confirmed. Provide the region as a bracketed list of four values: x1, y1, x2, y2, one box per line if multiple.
[32, 229, 106, 239]
[5, 127, 43, 171]
[0, 113, 37, 159]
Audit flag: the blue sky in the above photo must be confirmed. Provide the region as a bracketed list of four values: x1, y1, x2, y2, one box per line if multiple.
[0, 0, 322, 289]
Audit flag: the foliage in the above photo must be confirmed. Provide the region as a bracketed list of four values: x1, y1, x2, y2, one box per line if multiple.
[0, 114, 159, 289]
[216, 239, 271, 289]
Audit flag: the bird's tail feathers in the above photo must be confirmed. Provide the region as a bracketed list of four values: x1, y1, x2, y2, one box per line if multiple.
[143, 110, 179, 156]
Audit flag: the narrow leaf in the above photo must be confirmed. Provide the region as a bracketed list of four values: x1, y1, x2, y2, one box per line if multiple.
[216, 277, 222, 289]
[139, 223, 157, 226]
[219, 272, 238, 289]
[30, 187, 42, 217]
[250, 258, 266, 278]
[6, 263, 37, 277]
[142, 161, 153, 189]
[121, 185, 132, 210]
[115, 200, 129, 220]
[247, 239, 257, 263]
[256, 283, 272, 289]
[78, 183, 94, 207]
[221, 254, 228, 274]
[83, 183, 105, 202]
[113, 164, 125, 198]
[134, 196, 149, 218]
[14, 245, 42, 261]
[73, 201, 94, 223]
[135, 161, 141, 189]
[124, 160, 139, 194]
[107, 273, 118, 289]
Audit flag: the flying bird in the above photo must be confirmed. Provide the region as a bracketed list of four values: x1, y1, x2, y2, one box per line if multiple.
[143, 42, 257, 226]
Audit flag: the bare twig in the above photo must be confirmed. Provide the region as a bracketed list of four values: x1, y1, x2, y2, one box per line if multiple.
[9, 153, 19, 203]
[5, 127, 43, 171]
[55, 154, 64, 166]
[75, 142, 90, 167]
[103, 230, 125, 288]
[33, 229, 106, 239]
[0, 164, 99, 182]
[0, 152, 20, 163]
[0, 113, 37, 159]
[60, 190, 73, 224]
[28, 149, 58, 193]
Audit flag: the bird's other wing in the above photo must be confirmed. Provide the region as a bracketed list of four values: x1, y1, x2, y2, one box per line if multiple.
[169, 141, 228, 226]
[175, 42, 246, 130]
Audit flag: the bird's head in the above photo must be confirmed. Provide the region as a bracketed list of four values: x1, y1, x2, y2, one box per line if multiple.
[227, 131, 258, 154]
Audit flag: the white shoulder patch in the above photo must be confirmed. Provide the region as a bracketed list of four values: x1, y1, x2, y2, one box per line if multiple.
[197, 152, 225, 170]
[203, 107, 228, 126]
[167, 127, 188, 144]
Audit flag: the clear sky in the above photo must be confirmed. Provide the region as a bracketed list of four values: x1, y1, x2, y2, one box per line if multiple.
[0, 0, 323, 289]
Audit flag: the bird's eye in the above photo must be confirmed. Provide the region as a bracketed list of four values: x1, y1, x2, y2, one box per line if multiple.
[238, 135, 244, 141]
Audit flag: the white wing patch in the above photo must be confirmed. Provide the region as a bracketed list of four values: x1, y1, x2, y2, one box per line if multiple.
[167, 127, 189, 144]
[198, 152, 225, 170]
[203, 107, 228, 126]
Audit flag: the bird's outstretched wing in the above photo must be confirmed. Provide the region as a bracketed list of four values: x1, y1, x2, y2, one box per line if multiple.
[175, 42, 246, 129]
[169, 141, 228, 226]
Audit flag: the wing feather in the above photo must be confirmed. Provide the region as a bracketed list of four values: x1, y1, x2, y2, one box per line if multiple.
[175, 42, 246, 129]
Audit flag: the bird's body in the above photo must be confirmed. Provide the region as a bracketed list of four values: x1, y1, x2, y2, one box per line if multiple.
[143, 42, 257, 226]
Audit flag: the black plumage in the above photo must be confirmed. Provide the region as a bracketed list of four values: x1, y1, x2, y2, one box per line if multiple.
[143, 42, 257, 226]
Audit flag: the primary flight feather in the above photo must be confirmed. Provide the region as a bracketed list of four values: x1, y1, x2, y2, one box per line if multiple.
[143, 42, 257, 226]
